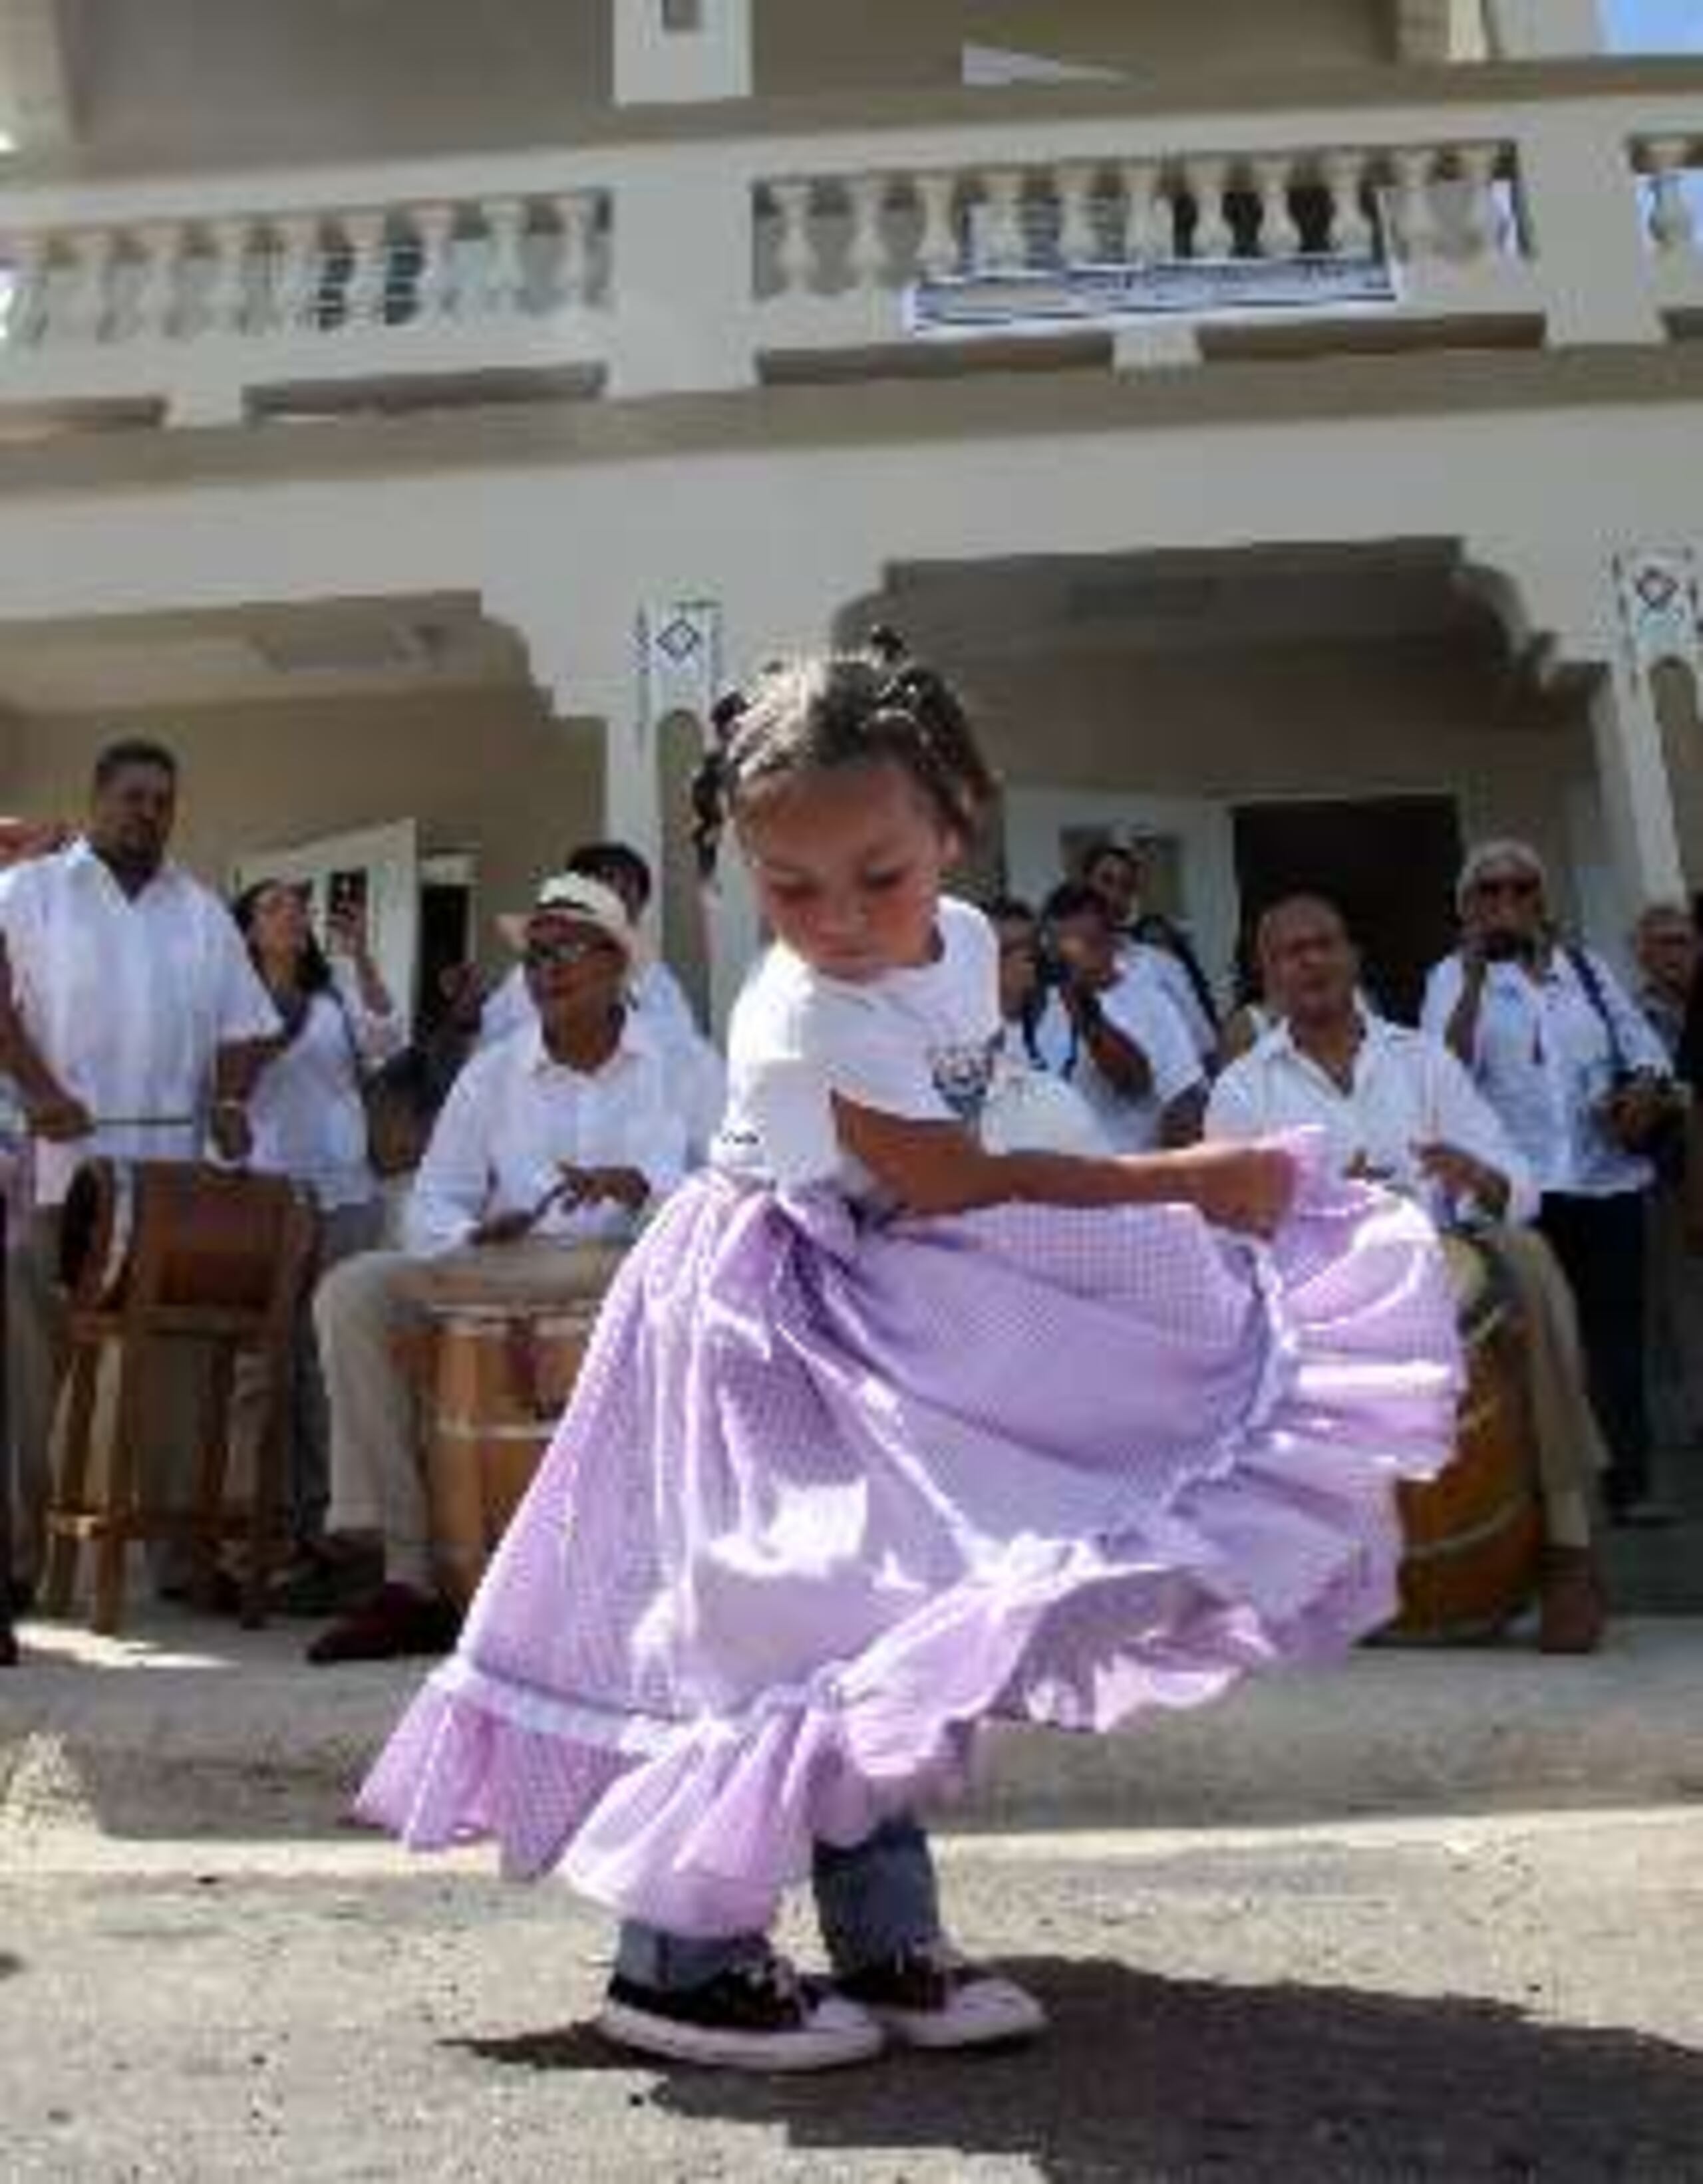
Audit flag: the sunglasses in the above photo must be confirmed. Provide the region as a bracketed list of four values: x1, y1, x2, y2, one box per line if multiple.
[524, 934, 620, 970]
[1473, 875, 1541, 900]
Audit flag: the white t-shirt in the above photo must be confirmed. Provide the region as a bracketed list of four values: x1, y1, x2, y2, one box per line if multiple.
[1032, 956, 1205, 1153]
[712, 895, 1001, 1199]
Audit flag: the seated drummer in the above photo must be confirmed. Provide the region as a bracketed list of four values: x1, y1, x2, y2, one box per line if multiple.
[1205, 894, 1607, 1657]
[305, 873, 695, 1665]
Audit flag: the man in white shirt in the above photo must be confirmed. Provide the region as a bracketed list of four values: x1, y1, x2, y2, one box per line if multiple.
[1209, 894, 1607, 1653]
[308, 875, 694, 1664]
[480, 839, 726, 1160]
[1034, 883, 1205, 1152]
[1422, 841, 1679, 1526]
[0, 742, 279, 1591]
[1078, 838, 1221, 1063]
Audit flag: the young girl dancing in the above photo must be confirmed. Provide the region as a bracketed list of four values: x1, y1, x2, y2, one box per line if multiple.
[361, 638, 1460, 2073]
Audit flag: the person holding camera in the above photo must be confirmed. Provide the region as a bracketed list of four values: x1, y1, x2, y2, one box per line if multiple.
[1034, 883, 1206, 1151]
[1423, 841, 1680, 1527]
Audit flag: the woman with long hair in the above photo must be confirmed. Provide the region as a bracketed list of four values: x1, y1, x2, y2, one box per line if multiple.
[231, 879, 405, 1579]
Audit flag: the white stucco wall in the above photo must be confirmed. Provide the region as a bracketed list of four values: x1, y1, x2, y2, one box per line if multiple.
[0, 685, 603, 970]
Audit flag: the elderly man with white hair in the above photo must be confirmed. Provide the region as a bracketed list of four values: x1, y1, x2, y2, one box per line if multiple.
[1422, 840, 1682, 1528]
[305, 873, 697, 1665]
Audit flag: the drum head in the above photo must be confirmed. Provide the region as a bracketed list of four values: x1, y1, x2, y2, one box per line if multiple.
[409, 1237, 627, 1312]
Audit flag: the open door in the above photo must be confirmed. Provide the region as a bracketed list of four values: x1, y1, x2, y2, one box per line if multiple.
[233, 819, 420, 1029]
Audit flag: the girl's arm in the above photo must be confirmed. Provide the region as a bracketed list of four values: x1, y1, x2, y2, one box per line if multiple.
[833, 1097, 1295, 1236]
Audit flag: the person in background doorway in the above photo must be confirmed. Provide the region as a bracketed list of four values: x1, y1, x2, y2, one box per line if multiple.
[0, 742, 279, 1599]
[1036, 882, 1206, 1151]
[1633, 901, 1703, 1453]
[1423, 841, 1682, 1528]
[1078, 837, 1220, 1063]
[231, 878, 407, 1584]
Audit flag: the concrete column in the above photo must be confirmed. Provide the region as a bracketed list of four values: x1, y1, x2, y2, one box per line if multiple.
[1486, 0, 1603, 57]
[605, 154, 756, 396]
[1587, 658, 1687, 922]
[614, 0, 752, 106]
[1516, 108, 1664, 346]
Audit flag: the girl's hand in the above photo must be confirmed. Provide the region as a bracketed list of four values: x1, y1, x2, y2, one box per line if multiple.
[1156, 1141, 1297, 1238]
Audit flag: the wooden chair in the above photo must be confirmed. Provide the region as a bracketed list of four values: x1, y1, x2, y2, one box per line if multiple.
[43, 1164, 317, 1637]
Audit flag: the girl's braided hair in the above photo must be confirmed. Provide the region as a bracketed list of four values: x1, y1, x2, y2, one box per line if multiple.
[691, 627, 996, 880]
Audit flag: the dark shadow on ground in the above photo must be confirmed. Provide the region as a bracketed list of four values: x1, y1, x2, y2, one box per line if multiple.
[452, 1956, 1703, 2183]
[0, 1953, 22, 1980]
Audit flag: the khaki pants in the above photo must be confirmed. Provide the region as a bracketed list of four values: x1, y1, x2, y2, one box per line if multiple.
[228, 1198, 386, 1546]
[316, 1250, 436, 1593]
[1479, 1226, 1607, 1551]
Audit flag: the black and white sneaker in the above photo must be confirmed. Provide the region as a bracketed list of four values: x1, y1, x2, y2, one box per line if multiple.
[597, 1951, 884, 2073]
[838, 1940, 1047, 2052]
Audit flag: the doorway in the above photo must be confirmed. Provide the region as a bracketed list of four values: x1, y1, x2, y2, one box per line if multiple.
[1232, 794, 1462, 1022]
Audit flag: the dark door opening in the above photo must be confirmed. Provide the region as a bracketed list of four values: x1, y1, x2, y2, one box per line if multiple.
[1233, 795, 1462, 1024]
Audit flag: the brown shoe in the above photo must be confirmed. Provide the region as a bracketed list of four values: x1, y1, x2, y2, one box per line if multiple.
[306, 1582, 461, 1666]
[1537, 1548, 1606, 1656]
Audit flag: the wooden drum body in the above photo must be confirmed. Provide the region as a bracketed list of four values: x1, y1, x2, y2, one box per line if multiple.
[414, 1241, 624, 1606]
[60, 1159, 303, 1315]
[1389, 1234, 1544, 1643]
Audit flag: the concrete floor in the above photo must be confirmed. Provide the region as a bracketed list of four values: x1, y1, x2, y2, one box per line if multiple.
[2, 1808, 1700, 2183]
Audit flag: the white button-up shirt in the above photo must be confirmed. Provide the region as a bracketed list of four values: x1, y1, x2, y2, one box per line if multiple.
[1122, 938, 1217, 1062]
[1421, 950, 1670, 1199]
[1033, 957, 1205, 1153]
[1206, 1010, 1537, 1227]
[240, 968, 406, 1212]
[0, 840, 280, 1207]
[402, 1014, 691, 1258]
[482, 955, 727, 1161]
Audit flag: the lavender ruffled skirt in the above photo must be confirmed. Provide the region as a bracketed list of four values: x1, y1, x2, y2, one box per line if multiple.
[360, 1149, 1461, 1936]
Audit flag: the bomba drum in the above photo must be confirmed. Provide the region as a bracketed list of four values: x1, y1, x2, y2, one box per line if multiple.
[1388, 1232, 1544, 1642]
[59, 1158, 307, 1315]
[412, 1239, 627, 1605]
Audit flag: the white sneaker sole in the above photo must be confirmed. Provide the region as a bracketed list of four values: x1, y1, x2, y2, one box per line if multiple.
[597, 1996, 885, 2074]
[861, 1977, 1048, 2052]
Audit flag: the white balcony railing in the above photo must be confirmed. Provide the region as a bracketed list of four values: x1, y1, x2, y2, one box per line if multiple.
[1631, 132, 1703, 316]
[0, 180, 611, 422]
[753, 133, 1527, 354]
[0, 74, 1696, 429]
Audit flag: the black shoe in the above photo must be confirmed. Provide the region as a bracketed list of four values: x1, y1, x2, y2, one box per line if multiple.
[306, 1583, 461, 1665]
[597, 1954, 883, 2073]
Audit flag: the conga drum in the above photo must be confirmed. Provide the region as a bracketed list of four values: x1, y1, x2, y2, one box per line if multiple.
[412, 1239, 626, 1605]
[1388, 1232, 1544, 1641]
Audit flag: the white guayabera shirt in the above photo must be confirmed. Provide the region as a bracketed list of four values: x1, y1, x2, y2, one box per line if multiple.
[1205, 1010, 1538, 1228]
[0, 839, 280, 1208]
[403, 1014, 690, 1257]
[1421, 950, 1670, 1198]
